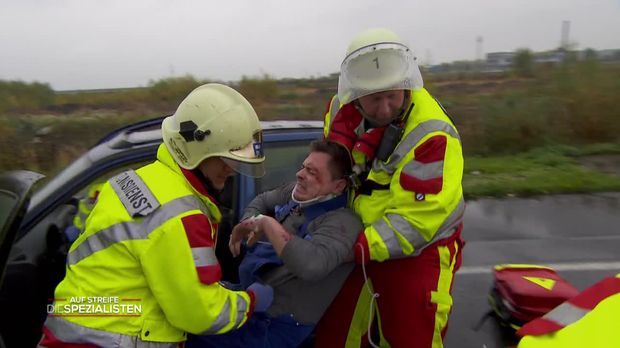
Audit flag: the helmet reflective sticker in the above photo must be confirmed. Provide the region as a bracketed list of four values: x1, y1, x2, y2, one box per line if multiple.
[225, 131, 265, 177]
[230, 131, 264, 160]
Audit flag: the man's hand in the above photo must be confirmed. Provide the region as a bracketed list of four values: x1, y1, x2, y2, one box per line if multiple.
[229, 215, 293, 257]
[229, 215, 265, 257]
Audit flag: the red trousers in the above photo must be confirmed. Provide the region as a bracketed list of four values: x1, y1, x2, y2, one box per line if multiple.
[315, 227, 464, 348]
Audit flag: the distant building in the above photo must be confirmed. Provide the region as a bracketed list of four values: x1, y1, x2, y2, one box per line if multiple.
[532, 50, 565, 64]
[486, 52, 515, 70]
[596, 49, 620, 62]
[427, 48, 620, 75]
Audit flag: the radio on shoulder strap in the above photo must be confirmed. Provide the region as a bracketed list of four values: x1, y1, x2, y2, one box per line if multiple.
[375, 123, 404, 162]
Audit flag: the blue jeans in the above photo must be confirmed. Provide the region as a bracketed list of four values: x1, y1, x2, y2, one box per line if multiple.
[186, 312, 314, 348]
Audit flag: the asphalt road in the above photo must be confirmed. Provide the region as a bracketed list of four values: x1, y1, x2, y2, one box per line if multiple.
[444, 192, 620, 348]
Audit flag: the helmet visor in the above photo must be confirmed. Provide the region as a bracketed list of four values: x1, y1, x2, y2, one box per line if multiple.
[223, 131, 265, 177]
[222, 158, 265, 177]
[338, 43, 423, 104]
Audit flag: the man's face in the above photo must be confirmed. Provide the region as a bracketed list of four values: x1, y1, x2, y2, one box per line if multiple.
[293, 152, 346, 201]
[357, 90, 406, 127]
[198, 157, 235, 190]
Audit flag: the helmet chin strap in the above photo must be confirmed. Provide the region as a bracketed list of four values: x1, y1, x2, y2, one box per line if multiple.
[291, 184, 337, 207]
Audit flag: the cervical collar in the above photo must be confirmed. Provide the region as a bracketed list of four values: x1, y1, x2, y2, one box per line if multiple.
[291, 184, 338, 208]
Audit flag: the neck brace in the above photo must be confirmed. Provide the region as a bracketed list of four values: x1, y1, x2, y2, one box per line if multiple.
[291, 184, 338, 207]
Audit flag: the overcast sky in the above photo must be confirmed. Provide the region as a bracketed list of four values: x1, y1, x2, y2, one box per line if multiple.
[1, 0, 619, 90]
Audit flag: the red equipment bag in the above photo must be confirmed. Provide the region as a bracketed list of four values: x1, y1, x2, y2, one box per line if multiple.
[489, 264, 580, 330]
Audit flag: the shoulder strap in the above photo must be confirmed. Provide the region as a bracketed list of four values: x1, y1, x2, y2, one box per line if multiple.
[274, 200, 299, 222]
[299, 193, 348, 237]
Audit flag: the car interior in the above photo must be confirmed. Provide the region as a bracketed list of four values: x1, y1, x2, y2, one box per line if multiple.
[0, 165, 243, 347]
[0, 138, 312, 347]
[0, 171, 46, 347]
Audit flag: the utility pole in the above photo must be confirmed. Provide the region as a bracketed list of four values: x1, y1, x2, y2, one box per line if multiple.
[476, 36, 483, 61]
[476, 36, 484, 73]
[424, 49, 432, 67]
[561, 20, 570, 50]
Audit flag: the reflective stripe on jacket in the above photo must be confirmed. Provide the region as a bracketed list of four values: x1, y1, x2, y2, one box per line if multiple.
[45, 144, 253, 345]
[324, 88, 465, 262]
[517, 274, 620, 348]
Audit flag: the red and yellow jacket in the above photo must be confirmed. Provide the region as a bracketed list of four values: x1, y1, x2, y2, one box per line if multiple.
[43, 144, 254, 346]
[517, 274, 620, 348]
[324, 88, 465, 263]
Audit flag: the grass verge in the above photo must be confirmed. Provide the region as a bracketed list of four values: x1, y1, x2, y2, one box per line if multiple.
[464, 144, 620, 199]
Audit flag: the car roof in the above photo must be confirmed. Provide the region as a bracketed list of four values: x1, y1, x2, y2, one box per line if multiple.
[102, 118, 323, 151]
[98, 116, 323, 148]
[21, 117, 323, 234]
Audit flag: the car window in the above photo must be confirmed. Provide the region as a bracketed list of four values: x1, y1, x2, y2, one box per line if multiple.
[71, 161, 151, 201]
[0, 171, 44, 241]
[17, 158, 156, 245]
[255, 140, 313, 193]
[62, 162, 151, 235]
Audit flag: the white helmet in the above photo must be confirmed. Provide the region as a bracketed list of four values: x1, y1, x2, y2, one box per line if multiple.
[162, 83, 265, 177]
[338, 28, 424, 105]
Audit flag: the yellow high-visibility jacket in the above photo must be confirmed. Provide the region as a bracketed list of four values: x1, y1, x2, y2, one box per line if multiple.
[324, 88, 465, 262]
[71, 182, 103, 233]
[45, 144, 253, 346]
[517, 274, 620, 348]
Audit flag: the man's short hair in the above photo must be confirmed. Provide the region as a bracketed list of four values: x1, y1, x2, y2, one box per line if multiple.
[309, 140, 352, 180]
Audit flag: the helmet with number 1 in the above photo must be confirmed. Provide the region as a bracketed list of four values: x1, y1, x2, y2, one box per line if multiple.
[338, 28, 424, 105]
[162, 83, 265, 177]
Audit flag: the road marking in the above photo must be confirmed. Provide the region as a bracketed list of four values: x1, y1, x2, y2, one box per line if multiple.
[458, 261, 620, 275]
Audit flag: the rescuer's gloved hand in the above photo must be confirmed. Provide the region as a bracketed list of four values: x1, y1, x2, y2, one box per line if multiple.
[352, 127, 387, 164]
[248, 282, 274, 312]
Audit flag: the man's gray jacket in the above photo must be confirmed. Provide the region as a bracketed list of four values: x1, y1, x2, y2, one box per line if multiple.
[241, 182, 362, 325]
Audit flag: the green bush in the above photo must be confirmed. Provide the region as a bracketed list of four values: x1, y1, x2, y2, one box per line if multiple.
[0, 80, 54, 112]
[238, 74, 279, 107]
[148, 75, 206, 107]
[513, 49, 534, 77]
[1, 62, 619, 178]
